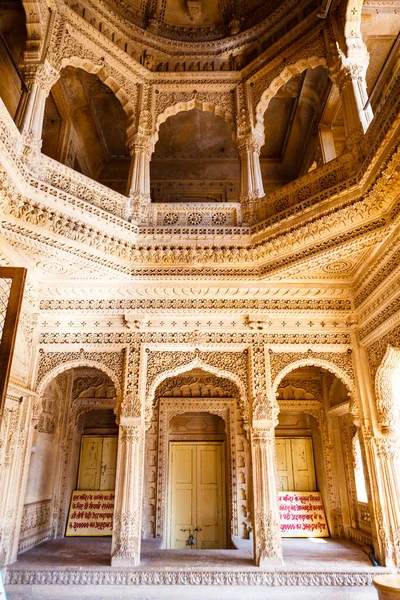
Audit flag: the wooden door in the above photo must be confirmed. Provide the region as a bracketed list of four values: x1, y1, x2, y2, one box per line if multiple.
[100, 437, 118, 490]
[77, 435, 118, 491]
[168, 442, 225, 549]
[276, 437, 316, 492]
[77, 437, 102, 490]
[291, 438, 316, 491]
[169, 444, 197, 549]
[276, 438, 294, 492]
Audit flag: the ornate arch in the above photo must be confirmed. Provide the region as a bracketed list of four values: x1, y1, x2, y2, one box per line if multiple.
[255, 57, 327, 135]
[271, 356, 355, 398]
[153, 97, 235, 145]
[36, 358, 122, 401]
[58, 58, 137, 119]
[145, 355, 247, 421]
[375, 345, 400, 433]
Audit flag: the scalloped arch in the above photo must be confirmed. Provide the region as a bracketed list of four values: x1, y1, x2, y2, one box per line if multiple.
[271, 357, 355, 398]
[36, 358, 122, 401]
[153, 98, 235, 144]
[146, 355, 247, 416]
[58, 58, 136, 118]
[255, 58, 327, 135]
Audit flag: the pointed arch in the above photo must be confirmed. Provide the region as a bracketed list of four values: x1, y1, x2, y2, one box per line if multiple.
[271, 357, 355, 398]
[153, 98, 235, 145]
[145, 355, 247, 419]
[36, 358, 122, 402]
[58, 58, 137, 119]
[255, 58, 327, 136]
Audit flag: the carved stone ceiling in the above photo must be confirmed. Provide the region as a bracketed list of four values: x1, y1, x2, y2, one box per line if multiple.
[105, 0, 284, 41]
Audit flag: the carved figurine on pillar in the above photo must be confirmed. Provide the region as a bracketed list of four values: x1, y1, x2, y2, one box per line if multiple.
[126, 117, 154, 224]
[15, 61, 59, 171]
[237, 131, 265, 225]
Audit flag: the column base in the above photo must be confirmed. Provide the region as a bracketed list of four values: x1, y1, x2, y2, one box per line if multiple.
[111, 553, 140, 567]
[257, 554, 283, 567]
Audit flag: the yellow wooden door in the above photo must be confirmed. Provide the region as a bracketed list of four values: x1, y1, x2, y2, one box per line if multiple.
[77, 437, 102, 490]
[169, 444, 197, 549]
[275, 437, 316, 492]
[100, 437, 118, 490]
[291, 438, 316, 491]
[168, 442, 225, 549]
[77, 436, 118, 491]
[276, 438, 294, 492]
[196, 444, 225, 549]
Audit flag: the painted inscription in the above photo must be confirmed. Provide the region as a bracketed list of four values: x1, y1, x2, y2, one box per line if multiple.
[279, 491, 329, 537]
[66, 491, 115, 536]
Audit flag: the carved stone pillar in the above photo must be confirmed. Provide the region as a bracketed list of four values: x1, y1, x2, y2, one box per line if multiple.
[0, 394, 38, 565]
[251, 419, 283, 566]
[111, 416, 145, 567]
[126, 133, 154, 224]
[331, 59, 372, 161]
[372, 435, 400, 568]
[238, 132, 265, 225]
[16, 61, 59, 167]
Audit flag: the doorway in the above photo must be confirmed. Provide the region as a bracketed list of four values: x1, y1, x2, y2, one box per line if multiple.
[77, 435, 118, 491]
[167, 442, 227, 549]
[276, 437, 316, 492]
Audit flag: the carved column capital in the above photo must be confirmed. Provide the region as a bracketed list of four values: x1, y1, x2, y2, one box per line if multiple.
[375, 435, 400, 461]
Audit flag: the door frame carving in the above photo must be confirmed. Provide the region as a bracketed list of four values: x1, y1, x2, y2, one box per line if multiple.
[156, 397, 239, 544]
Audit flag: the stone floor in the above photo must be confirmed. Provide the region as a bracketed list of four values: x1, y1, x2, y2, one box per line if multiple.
[3, 537, 390, 600]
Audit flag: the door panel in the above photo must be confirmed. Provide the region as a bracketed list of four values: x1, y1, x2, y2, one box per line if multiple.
[100, 437, 118, 490]
[168, 442, 225, 549]
[169, 444, 196, 549]
[276, 438, 294, 492]
[77, 436, 118, 491]
[291, 438, 316, 492]
[276, 437, 316, 492]
[77, 437, 102, 490]
[197, 445, 223, 549]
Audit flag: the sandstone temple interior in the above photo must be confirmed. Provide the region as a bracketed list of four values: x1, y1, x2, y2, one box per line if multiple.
[0, 0, 400, 597]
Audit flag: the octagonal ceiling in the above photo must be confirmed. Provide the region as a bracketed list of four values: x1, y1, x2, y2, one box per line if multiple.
[104, 0, 284, 41]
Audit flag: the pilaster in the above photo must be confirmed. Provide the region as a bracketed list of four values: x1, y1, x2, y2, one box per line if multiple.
[251, 418, 283, 566]
[237, 131, 265, 225]
[16, 61, 59, 169]
[111, 415, 145, 567]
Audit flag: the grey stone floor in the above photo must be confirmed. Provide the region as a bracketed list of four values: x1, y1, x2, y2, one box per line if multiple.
[3, 537, 388, 600]
[9, 537, 382, 571]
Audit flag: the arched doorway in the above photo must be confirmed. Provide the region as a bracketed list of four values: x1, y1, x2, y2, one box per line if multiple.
[274, 365, 372, 547]
[19, 366, 118, 552]
[143, 368, 250, 549]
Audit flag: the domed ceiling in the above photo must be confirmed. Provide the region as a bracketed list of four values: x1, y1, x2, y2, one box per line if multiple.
[104, 0, 283, 41]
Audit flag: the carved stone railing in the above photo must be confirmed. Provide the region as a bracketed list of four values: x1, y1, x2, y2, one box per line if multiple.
[0, 99, 139, 238]
[148, 202, 243, 227]
[37, 154, 128, 220]
[250, 152, 358, 236]
[251, 67, 400, 238]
